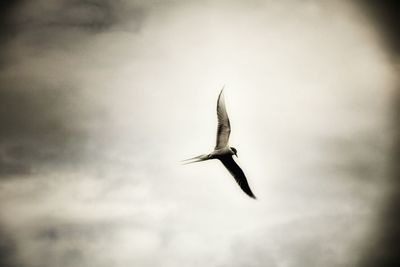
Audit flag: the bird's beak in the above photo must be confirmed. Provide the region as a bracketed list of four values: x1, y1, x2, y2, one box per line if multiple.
[235, 153, 238, 158]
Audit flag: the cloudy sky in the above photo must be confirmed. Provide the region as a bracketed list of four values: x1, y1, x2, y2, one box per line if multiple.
[0, 1, 399, 267]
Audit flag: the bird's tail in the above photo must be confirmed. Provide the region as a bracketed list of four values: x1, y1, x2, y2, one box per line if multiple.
[181, 154, 209, 165]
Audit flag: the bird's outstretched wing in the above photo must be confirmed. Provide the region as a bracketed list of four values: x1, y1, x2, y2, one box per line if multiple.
[219, 155, 256, 199]
[215, 88, 231, 150]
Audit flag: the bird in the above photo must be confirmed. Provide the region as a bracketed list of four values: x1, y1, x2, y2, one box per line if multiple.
[182, 87, 256, 199]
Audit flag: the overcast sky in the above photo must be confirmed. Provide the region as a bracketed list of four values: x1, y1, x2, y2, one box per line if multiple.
[0, 1, 399, 267]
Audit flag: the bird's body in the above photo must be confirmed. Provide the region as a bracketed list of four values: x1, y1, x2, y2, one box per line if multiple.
[183, 88, 256, 199]
[209, 147, 235, 158]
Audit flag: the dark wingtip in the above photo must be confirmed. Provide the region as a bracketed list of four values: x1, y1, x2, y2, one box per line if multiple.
[217, 86, 225, 105]
[246, 187, 257, 199]
[219, 85, 225, 95]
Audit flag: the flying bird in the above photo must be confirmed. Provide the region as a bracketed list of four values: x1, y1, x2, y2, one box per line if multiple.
[183, 88, 256, 199]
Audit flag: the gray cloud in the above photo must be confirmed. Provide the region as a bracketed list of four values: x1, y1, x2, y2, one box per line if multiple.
[0, 80, 93, 176]
[357, 0, 400, 57]
[0, 1, 22, 40]
[9, 0, 146, 33]
[0, 0, 150, 177]
[0, 0, 147, 69]
[0, 229, 18, 267]
[354, 2, 400, 267]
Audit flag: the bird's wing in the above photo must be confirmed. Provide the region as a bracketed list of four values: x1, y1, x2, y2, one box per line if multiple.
[215, 88, 231, 150]
[219, 155, 256, 198]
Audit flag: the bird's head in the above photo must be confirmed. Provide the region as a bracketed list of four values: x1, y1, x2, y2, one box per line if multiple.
[230, 147, 238, 157]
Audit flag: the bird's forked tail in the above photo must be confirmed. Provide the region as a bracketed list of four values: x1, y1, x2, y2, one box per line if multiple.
[181, 154, 209, 165]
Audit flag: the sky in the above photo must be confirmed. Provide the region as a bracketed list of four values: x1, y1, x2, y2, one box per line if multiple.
[0, 1, 399, 267]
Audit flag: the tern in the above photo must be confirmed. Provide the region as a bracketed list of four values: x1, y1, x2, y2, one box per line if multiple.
[183, 88, 256, 199]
